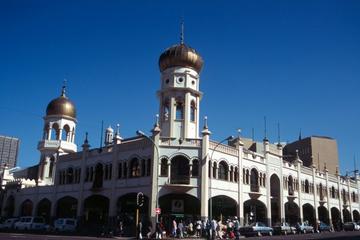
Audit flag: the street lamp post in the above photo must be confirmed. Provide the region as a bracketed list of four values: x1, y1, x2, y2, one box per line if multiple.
[209, 136, 234, 224]
[136, 130, 160, 224]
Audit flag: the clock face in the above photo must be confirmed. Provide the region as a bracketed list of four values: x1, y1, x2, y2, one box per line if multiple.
[176, 77, 184, 84]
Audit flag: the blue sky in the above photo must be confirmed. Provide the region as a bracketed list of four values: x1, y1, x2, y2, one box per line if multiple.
[1, 1, 359, 174]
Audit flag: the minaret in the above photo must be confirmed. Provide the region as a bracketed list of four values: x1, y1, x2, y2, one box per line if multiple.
[157, 22, 204, 140]
[104, 126, 114, 146]
[37, 84, 77, 185]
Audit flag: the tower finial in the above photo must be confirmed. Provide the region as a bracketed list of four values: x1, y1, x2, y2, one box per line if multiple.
[61, 79, 67, 97]
[180, 19, 184, 44]
[263, 116, 268, 141]
[203, 116, 208, 129]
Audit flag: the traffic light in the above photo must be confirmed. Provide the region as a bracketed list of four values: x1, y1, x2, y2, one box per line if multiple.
[137, 192, 144, 207]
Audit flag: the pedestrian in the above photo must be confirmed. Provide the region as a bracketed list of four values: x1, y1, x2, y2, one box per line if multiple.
[156, 222, 162, 239]
[196, 219, 202, 237]
[172, 219, 178, 237]
[178, 220, 184, 238]
[138, 221, 143, 240]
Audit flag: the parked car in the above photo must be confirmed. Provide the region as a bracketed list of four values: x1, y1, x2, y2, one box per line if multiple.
[239, 222, 273, 237]
[0, 218, 19, 230]
[344, 222, 360, 231]
[273, 222, 296, 235]
[53, 218, 77, 232]
[319, 222, 332, 232]
[14, 216, 46, 231]
[295, 222, 314, 234]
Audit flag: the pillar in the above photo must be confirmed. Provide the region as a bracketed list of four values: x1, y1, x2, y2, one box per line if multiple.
[200, 124, 211, 220]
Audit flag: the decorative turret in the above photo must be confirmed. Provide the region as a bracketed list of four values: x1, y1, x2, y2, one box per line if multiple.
[37, 83, 78, 185]
[158, 22, 203, 140]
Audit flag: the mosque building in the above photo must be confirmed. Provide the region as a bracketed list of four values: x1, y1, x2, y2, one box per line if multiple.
[2, 32, 360, 234]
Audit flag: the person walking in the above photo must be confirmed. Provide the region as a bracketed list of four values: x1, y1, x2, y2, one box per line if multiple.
[178, 220, 184, 238]
[172, 219, 178, 237]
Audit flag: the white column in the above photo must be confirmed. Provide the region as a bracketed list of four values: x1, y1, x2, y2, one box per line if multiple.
[200, 127, 211, 220]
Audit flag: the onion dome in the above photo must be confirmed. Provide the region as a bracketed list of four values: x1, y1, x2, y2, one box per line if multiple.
[46, 86, 76, 118]
[159, 43, 203, 73]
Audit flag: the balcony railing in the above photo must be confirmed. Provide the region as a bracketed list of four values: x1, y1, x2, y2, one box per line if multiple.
[288, 187, 294, 196]
[250, 184, 259, 192]
[170, 175, 190, 185]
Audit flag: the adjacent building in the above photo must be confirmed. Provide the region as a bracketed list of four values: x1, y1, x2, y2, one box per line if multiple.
[0, 135, 20, 170]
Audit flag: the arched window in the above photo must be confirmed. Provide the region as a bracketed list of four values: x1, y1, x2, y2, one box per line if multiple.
[118, 163, 122, 179]
[242, 168, 246, 184]
[175, 101, 184, 120]
[213, 162, 217, 178]
[352, 192, 356, 202]
[230, 166, 234, 181]
[234, 167, 238, 182]
[92, 163, 103, 189]
[263, 173, 266, 187]
[163, 99, 170, 121]
[246, 169, 250, 184]
[305, 179, 310, 193]
[259, 173, 263, 186]
[160, 158, 168, 176]
[130, 158, 140, 177]
[250, 168, 259, 192]
[43, 123, 50, 140]
[48, 156, 55, 178]
[209, 161, 212, 178]
[62, 125, 70, 141]
[147, 159, 151, 176]
[192, 159, 199, 177]
[66, 167, 73, 184]
[51, 123, 60, 140]
[141, 159, 146, 177]
[288, 175, 294, 195]
[218, 161, 228, 181]
[123, 162, 127, 178]
[190, 101, 196, 122]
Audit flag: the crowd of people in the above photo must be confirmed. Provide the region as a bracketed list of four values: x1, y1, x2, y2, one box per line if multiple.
[138, 217, 242, 239]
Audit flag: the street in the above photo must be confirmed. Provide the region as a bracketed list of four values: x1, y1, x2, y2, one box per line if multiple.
[1, 231, 360, 240]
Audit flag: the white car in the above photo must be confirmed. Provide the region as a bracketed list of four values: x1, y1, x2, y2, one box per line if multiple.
[54, 218, 77, 232]
[14, 216, 46, 231]
[0, 218, 19, 230]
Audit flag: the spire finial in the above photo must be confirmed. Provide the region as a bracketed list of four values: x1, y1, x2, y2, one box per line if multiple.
[61, 79, 67, 97]
[299, 128, 302, 141]
[155, 114, 159, 127]
[180, 19, 184, 44]
[116, 124, 120, 135]
[237, 128, 241, 138]
[263, 116, 268, 141]
[204, 116, 208, 129]
[85, 132, 89, 144]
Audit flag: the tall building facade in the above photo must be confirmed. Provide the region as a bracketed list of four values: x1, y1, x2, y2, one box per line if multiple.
[0, 135, 20, 170]
[1, 35, 359, 236]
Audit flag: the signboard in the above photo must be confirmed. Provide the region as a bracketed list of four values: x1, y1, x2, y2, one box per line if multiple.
[155, 208, 161, 214]
[171, 199, 184, 212]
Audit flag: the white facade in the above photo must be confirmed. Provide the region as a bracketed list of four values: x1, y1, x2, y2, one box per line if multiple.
[2, 40, 360, 235]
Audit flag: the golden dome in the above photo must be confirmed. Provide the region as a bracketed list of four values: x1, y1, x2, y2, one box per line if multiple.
[159, 43, 204, 73]
[46, 87, 76, 118]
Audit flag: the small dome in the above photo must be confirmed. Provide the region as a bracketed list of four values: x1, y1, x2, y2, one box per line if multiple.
[106, 126, 114, 132]
[159, 43, 203, 73]
[46, 87, 76, 118]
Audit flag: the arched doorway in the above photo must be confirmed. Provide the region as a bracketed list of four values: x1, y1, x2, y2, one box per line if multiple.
[353, 210, 360, 222]
[270, 174, 281, 225]
[56, 196, 78, 218]
[318, 206, 329, 224]
[37, 198, 51, 223]
[84, 195, 109, 225]
[284, 201, 300, 225]
[159, 194, 200, 232]
[20, 199, 33, 216]
[170, 156, 190, 184]
[331, 207, 341, 231]
[343, 208, 352, 222]
[4, 196, 15, 217]
[209, 195, 237, 221]
[117, 193, 149, 236]
[302, 203, 315, 226]
[244, 199, 267, 225]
